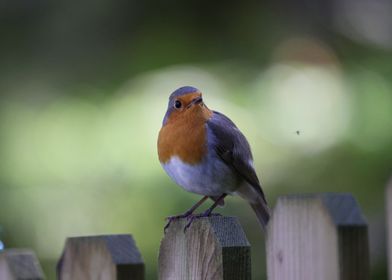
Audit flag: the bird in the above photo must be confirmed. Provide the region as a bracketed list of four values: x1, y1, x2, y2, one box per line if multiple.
[157, 86, 270, 231]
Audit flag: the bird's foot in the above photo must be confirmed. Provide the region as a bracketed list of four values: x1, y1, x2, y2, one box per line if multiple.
[164, 211, 194, 233]
[183, 212, 221, 233]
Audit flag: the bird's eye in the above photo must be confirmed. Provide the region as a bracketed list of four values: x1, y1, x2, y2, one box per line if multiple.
[174, 100, 182, 109]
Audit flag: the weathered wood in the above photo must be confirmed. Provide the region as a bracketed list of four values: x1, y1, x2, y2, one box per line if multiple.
[387, 179, 392, 280]
[158, 216, 251, 280]
[57, 234, 144, 280]
[266, 193, 369, 280]
[0, 249, 45, 280]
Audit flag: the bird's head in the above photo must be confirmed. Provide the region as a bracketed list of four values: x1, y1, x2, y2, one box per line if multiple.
[162, 86, 210, 126]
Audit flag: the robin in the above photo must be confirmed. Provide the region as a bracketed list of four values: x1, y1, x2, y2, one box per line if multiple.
[158, 86, 270, 231]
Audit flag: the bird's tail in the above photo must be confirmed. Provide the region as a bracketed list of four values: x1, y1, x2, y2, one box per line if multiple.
[236, 183, 271, 230]
[250, 200, 271, 229]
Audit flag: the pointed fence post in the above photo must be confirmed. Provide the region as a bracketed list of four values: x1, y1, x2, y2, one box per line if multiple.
[57, 234, 144, 280]
[266, 193, 369, 280]
[158, 216, 251, 280]
[0, 249, 45, 280]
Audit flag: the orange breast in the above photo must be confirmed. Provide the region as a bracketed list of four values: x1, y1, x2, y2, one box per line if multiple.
[158, 105, 212, 164]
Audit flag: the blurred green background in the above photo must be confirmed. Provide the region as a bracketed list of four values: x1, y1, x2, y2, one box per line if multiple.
[1, 0, 392, 279]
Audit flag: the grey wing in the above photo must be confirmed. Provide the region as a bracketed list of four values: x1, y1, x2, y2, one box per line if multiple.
[207, 111, 267, 204]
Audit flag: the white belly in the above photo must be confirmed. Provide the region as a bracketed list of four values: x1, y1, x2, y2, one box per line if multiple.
[162, 156, 239, 196]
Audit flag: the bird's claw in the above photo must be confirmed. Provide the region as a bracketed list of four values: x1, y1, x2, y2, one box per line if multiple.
[164, 212, 222, 233]
[164, 212, 193, 233]
[163, 217, 175, 233]
[183, 212, 222, 233]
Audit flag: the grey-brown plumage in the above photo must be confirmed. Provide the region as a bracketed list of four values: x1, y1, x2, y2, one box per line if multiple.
[207, 111, 270, 228]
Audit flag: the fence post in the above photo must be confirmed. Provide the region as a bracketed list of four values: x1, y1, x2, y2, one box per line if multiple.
[158, 216, 251, 280]
[57, 234, 144, 280]
[386, 178, 392, 280]
[0, 249, 45, 280]
[266, 193, 369, 280]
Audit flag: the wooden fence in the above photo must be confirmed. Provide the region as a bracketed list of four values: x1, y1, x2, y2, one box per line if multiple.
[3, 190, 391, 279]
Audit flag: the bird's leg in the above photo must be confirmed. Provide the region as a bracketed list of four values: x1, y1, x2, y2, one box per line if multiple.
[184, 193, 227, 232]
[164, 195, 208, 232]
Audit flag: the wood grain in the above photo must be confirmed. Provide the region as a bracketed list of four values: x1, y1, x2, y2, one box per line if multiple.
[158, 216, 251, 280]
[266, 193, 369, 280]
[57, 234, 144, 280]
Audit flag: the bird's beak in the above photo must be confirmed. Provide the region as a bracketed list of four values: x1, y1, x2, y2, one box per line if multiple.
[187, 96, 203, 109]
